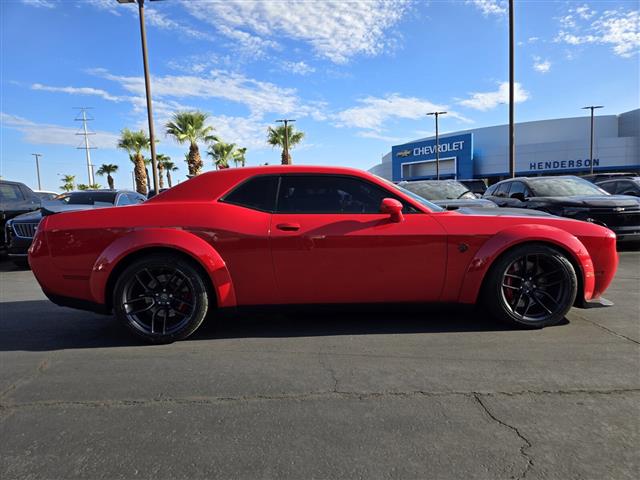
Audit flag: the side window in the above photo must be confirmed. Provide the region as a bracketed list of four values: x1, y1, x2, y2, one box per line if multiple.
[495, 183, 510, 198]
[130, 193, 145, 204]
[508, 181, 528, 199]
[277, 175, 407, 214]
[116, 194, 132, 206]
[485, 184, 497, 196]
[615, 181, 631, 195]
[0, 184, 25, 202]
[221, 175, 278, 212]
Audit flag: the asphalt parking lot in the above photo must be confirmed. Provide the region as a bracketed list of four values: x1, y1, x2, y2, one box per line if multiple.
[0, 252, 638, 480]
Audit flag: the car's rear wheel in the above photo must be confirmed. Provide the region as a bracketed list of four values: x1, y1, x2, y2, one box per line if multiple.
[484, 244, 577, 328]
[113, 254, 210, 343]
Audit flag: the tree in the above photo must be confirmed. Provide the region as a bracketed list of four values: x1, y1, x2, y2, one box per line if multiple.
[207, 141, 238, 170]
[88, 183, 102, 190]
[118, 128, 150, 195]
[232, 147, 247, 167]
[156, 154, 171, 189]
[267, 124, 304, 165]
[165, 111, 218, 176]
[60, 174, 76, 192]
[77, 184, 89, 191]
[96, 164, 119, 190]
[161, 159, 178, 188]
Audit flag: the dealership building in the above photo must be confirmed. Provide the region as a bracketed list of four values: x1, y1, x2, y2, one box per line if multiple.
[369, 108, 639, 183]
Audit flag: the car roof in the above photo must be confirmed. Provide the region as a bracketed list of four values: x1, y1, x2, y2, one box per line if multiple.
[597, 177, 640, 184]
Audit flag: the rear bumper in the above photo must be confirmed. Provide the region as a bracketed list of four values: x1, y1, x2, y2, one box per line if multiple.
[43, 290, 110, 315]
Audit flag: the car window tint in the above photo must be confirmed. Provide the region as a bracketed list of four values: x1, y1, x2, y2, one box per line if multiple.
[0, 184, 25, 201]
[484, 184, 497, 196]
[508, 181, 527, 198]
[222, 175, 278, 212]
[116, 194, 132, 206]
[278, 175, 405, 214]
[495, 183, 510, 197]
[615, 181, 630, 194]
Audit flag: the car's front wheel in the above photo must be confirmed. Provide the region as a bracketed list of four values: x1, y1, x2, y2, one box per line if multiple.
[484, 244, 578, 328]
[113, 253, 211, 343]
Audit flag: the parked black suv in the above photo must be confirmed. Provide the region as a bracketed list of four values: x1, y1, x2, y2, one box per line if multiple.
[0, 180, 41, 253]
[483, 175, 640, 242]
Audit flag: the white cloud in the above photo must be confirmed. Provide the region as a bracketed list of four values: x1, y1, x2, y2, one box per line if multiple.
[458, 82, 529, 111]
[466, 0, 507, 17]
[334, 94, 471, 138]
[528, 36, 540, 43]
[1, 112, 119, 149]
[21, 0, 56, 8]
[180, 0, 410, 64]
[31, 83, 124, 102]
[556, 6, 639, 58]
[281, 61, 316, 76]
[82, 0, 121, 15]
[532, 56, 551, 73]
[89, 68, 324, 119]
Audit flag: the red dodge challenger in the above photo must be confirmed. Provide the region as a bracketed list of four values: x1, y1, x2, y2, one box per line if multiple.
[29, 166, 618, 343]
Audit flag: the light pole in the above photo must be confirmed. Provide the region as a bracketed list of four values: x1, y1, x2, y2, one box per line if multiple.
[116, 0, 159, 193]
[276, 119, 296, 165]
[582, 105, 603, 175]
[508, 0, 516, 178]
[32, 154, 42, 190]
[427, 112, 447, 180]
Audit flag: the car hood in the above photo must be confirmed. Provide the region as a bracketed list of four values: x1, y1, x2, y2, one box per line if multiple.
[456, 207, 553, 217]
[433, 199, 497, 210]
[530, 195, 640, 208]
[8, 209, 43, 223]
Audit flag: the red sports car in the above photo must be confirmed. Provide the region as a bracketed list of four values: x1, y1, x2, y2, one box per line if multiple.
[29, 166, 618, 343]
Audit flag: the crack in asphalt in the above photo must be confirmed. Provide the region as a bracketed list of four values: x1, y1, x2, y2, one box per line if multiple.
[1, 387, 638, 412]
[317, 351, 341, 393]
[0, 358, 50, 401]
[473, 393, 533, 480]
[574, 314, 640, 345]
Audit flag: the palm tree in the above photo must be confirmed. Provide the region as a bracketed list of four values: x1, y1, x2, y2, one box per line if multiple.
[165, 111, 218, 176]
[267, 124, 304, 165]
[60, 174, 75, 192]
[162, 160, 178, 188]
[88, 183, 102, 190]
[232, 147, 247, 167]
[156, 154, 171, 189]
[118, 128, 150, 195]
[207, 141, 237, 170]
[96, 164, 119, 190]
[77, 184, 89, 191]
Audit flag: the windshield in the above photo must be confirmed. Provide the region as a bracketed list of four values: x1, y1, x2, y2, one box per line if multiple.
[371, 176, 445, 212]
[59, 191, 117, 206]
[530, 177, 608, 197]
[401, 181, 475, 200]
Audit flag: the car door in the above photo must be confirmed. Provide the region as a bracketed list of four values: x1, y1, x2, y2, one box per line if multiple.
[486, 182, 513, 207]
[269, 174, 447, 305]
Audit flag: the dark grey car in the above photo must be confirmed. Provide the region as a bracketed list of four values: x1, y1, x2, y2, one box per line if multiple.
[399, 180, 497, 210]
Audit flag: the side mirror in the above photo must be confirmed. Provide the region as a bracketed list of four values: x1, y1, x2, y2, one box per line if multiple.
[380, 198, 404, 223]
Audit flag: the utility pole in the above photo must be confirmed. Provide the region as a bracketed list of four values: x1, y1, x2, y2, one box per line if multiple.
[32, 154, 42, 190]
[427, 112, 447, 180]
[509, 0, 516, 178]
[276, 119, 296, 165]
[582, 105, 603, 175]
[74, 107, 96, 185]
[117, 0, 160, 193]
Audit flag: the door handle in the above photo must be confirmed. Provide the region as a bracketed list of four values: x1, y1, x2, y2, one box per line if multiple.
[276, 223, 300, 231]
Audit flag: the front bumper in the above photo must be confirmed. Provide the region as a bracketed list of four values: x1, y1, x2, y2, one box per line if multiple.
[4, 224, 34, 256]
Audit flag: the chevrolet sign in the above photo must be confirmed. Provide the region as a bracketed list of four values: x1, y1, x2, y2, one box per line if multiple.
[396, 149, 412, 158]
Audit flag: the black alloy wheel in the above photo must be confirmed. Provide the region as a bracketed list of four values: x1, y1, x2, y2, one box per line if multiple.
[113, 254, 210, 343]
[484, 244, 578, 328]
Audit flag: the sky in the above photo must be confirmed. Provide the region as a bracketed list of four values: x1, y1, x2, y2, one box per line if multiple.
[1, 0, 639, 192]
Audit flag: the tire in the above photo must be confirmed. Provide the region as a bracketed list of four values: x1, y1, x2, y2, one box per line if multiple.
[483, 243, 578, 328]
[113, 253, 211, 343]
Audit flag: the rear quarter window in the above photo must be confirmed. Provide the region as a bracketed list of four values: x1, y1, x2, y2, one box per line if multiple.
[221, 175, 278, 212]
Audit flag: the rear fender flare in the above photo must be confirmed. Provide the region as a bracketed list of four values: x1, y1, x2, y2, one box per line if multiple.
[458, 224, 595, 304]
[89, 228, 236, 308]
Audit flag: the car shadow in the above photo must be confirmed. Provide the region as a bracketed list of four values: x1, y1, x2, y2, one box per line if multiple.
[0, 300, 567, 352]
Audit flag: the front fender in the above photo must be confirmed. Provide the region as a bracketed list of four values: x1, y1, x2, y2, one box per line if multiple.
[89, 228, 237, 308]
[458, 224, 595, 304]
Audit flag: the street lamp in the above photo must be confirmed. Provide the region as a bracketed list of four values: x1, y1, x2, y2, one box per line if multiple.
[32, 154, 42, 190]
[582, 105, 604, 175]
[508, 0, 516, 178]
[275, 119, 296, 165]
[426, 112, 447, 180]
[116, 0, 160, 193]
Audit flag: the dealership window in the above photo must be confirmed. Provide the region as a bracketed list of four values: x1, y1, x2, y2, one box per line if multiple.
[277, 175, 409, 214]
[221, 175, 279, 212]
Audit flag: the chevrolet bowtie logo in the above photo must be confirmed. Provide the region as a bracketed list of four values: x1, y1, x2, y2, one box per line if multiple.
[396, 149, 412, 158]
